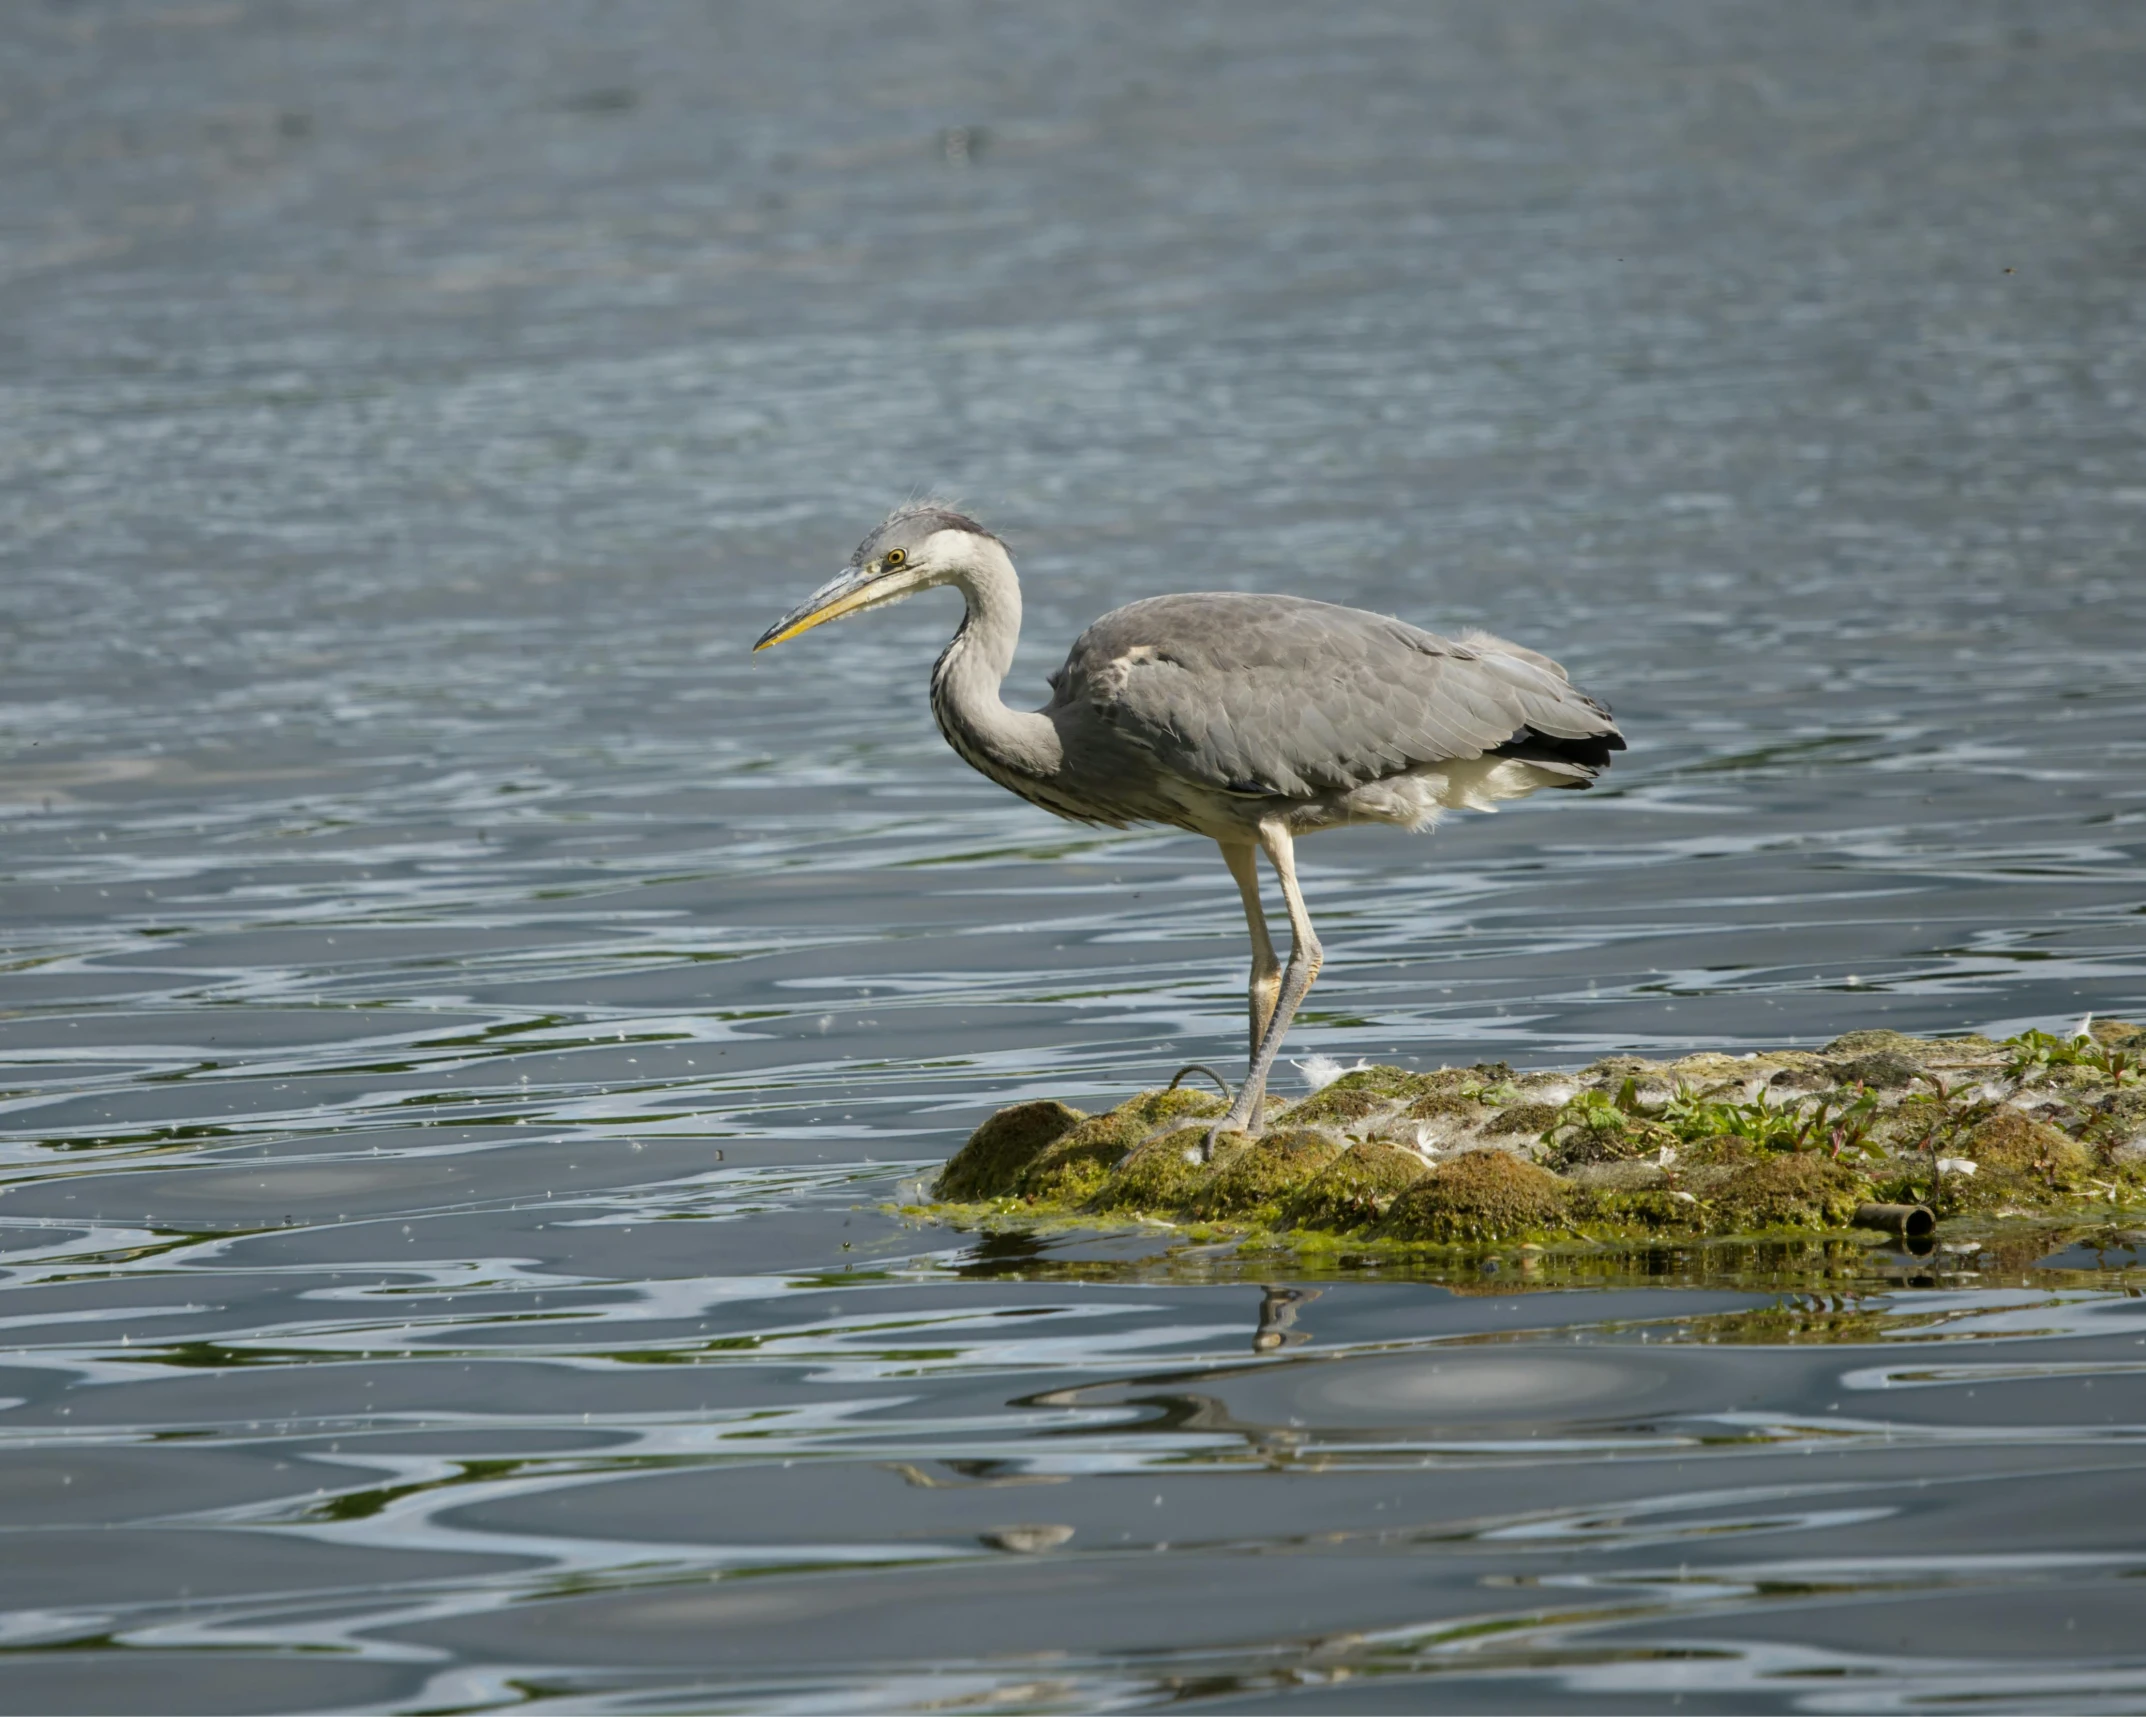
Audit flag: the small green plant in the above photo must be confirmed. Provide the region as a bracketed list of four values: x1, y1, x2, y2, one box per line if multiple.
[1895, 1073, 1971, 1160]
[1555, 1088, 1630, 1134]
[2006, 1028, 2075, 1083]
[1632, 1081, 1880, 1156]
[1649, 1082, 1785, 1148]
[2004, 1028, 2138, 1086]
[1807, 1086, 1881, 1158]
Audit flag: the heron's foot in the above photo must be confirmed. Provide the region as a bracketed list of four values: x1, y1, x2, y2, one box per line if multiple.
[1201, 1107, 1261, 1162]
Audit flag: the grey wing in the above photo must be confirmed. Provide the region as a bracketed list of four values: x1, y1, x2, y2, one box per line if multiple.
[1050, 593, 1623, 799]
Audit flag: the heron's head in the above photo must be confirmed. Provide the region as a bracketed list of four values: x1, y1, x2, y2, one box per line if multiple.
[753, 504, 1002, 651]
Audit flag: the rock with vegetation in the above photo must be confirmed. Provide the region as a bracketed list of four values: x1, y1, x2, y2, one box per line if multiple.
[1190, 1129, 1343, 1219]
[1378, 1150, 1574, 1243]
[935, 1099, 1086, 1200]
[1285, 1140, 1430, 1229]
[1017, 1086, 1224, 1204]
[921, 1021, 2146, 1252]
[1090, 1127, 1217, 1212]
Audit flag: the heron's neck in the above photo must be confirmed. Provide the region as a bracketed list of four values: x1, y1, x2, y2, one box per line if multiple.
[930, 540, 1063, 783]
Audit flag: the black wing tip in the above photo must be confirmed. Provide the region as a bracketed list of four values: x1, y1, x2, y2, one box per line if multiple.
[1490, 724, 1626, 773]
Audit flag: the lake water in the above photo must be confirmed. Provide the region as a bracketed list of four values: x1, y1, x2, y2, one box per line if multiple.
[4, 2, 2146, 1710]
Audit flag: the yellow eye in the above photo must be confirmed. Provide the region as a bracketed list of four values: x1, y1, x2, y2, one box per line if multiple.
[883, 548, 906, 568]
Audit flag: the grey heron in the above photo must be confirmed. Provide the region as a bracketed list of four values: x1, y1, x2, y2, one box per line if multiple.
[755, 505, 1624, 1148]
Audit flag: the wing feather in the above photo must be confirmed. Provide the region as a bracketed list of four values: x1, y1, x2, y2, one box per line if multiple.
[1055, 593, 1623, 796]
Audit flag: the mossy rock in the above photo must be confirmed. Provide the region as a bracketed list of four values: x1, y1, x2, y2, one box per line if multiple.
[1675, 1132, 1757, 1167]
[1406, 1090, 1485, 1124]
[1700, 1152, 1867, 1231]
[1191, 1128, 1343, 1218]
[1281, 1084, 1391, 1126]
[1091, 1127, 1223, 1213]
[1823, 1030, 1930, 1057]
[1580, 1056, 1671, 1087]
[1865, 1101, 1951, 1152]
[1762, 1063, 1834, 1093]
[922, 1028, 2141, 1251]
[1565, 1160, 1670, 1192]
[1485, 1101, 1562, 1138]
[1663, 1053, 1767, 1087]
[936, 1100, 1086, 1200]
[1831, 1051, 1923, 1090]
[2087, 1018, 2144, 1046]
[1018, 1140, 1118, 1205]
[1283, 1068, 1427, 1126]
[1018, 1086, 1224, 1203]
[1574, 1187, 1702, 1232]
[1939, 1107, 2095, 1210]
[1959, 1108, 2091, 1177]
[1378, 1150, 1573, 1243]
[2040, 1063, 2113, 1093]
[1284, 1141, 1430, 1230]
[1756, 1053, 1838, 1081]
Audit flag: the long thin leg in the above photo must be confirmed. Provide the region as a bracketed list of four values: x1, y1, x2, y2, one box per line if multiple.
[1221, 840, 1280, 1131]
[1206, 822, 1323, 1152]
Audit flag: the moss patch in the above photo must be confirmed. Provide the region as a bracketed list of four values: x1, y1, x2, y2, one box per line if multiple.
[1406, 1091, 1487, 1126]
[1018, 1086, 1224, 1204]
[1939, 1107, 2096, 1211]
[1833, 1051, 1923, 1089]
[1285, 1141, 1430, 1230]
[1486, 1101, 1562, 1137]
[935, 1100, 1086, 1200]
[1379, 1150, 1573, 1243]
[1824, 1029, 1931, 1057]
[1282, 1071, 1418, 1127]
[1091, 1127, 1221, 1213]
[1697, 1152, 1868, 1231]
[1959, 1108, 2092, 1178]
[1192, 1128, 1344, 1218]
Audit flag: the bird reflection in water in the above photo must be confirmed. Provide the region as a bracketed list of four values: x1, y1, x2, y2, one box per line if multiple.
[1252, 1285, 1320, 1352]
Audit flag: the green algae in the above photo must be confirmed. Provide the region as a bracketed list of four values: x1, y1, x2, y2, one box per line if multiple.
[1284, 1068, 1433, 1127]
[1011, 1086, 1225, 1204]
[1694, 1150, 1867, 1230]
[1191, 1128, 1343, 1219]
[1284, 1140, 1429, 1230]
[1378, 1151, 1573, 1243]
[1090, 1127, 1217, 1213]
[1933, 1107, 2097, 1214]
[917, 1023, 2146, 1273]
[935, 1099, 1085, 1200]
[1484, 1101, 1561, 1138]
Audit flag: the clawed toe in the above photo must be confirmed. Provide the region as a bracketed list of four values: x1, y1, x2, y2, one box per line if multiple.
[1202, 1115, 1256, 1162]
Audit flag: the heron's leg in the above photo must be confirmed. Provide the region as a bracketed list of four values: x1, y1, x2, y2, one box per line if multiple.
[1205, 823, 1323, 1152]
[1221, 840, 1280, 1131]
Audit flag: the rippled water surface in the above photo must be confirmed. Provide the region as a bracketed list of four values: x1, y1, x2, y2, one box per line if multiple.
[5, 2, 2146, 1710]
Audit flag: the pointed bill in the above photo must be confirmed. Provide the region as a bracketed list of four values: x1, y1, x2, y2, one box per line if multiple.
[753, 567, 879, 652]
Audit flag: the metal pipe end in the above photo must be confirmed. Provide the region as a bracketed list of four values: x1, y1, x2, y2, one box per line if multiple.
[1853, 1201, 1937, 1240]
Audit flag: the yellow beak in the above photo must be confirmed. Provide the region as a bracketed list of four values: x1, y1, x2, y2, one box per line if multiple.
[753, 567, 884, 652]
